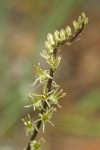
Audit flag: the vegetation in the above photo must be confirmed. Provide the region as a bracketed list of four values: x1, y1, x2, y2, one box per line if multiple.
[22, 12, 88, 150]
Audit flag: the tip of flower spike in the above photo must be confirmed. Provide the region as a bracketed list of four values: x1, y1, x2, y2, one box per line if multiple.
[81, 12, 89, 26]
[81, 12, 86, 18]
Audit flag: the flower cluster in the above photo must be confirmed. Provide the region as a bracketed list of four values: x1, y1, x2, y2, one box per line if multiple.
[32, 63, 52, 86]
[30, 138, 45, 150]
[22, 12, 88, 150]
[37, 107, 56, 133]
[22, 114, 34, 136]
[40, 12, 88, 70]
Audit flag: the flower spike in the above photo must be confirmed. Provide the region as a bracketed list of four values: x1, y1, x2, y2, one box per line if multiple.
[22, 13, 88, 150]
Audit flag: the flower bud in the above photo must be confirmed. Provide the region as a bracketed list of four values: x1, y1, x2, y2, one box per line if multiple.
[54, 30, 61, 43]
[78, 16, 82, 23]
[73, 20, 79, 32]
[60, 29, 66, 41]
[81, 12, 86, 19]
[47, 33, 55, 46]
[65, 26, 72, 37]
[84, 17, 89, 26]
[78, 16, 82, 28]
[45, 41, 53, 53]
[45, 41, 51, 50]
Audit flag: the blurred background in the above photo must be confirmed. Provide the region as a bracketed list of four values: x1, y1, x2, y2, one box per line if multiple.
[0, 0, 100, 149]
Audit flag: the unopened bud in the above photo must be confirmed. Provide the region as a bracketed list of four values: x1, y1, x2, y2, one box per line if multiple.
[60, 29, 66, 41]
[78, 16, 82, 28]
[73, 20, 79, 32]
[47, 33, 55, 46]
[65, 26, 72, 37]
[81, 12, 86, 19]
[84, 17, 89, 26]
[54, 30, 61, 43]
[45, 41, 53, 53]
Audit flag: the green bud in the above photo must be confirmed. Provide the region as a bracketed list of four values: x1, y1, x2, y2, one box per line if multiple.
[30, 138, 45, 150]
[73, 20, 79, 32]
[30, 140, 40, 150]
[81, 12, 86, 19]
[40, 49, 50, 60]
[45, 41, 53, 53]
[78, 16, 82, 28]
[65, 26, 72, 37]
[47, 33, 55, 46]
[47, 55, 61, 70]
[84, 17, 89, 26]
[60, 29, 66, 41]
[22, 114, 34, 136]
[78, 16, 82, 23]
[54, 30, 61, 44]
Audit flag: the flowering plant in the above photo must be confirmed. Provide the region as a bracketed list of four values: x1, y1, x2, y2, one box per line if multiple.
[22, 12, 88, 150]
